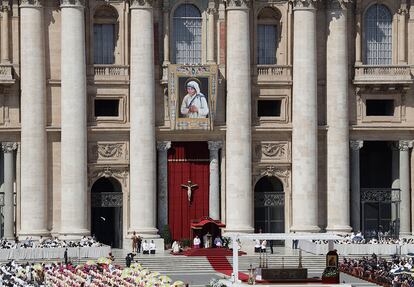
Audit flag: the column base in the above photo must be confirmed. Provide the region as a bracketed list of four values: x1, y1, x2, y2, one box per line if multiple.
[223, 226, 255, 235]
[326, 225, 352, 234]
[290, 225, 321, 233]
[18, 229, 50, 240]
[128, 227, 159, 238]
[400, 232, 413, 238]
[59, 229, 90, 240]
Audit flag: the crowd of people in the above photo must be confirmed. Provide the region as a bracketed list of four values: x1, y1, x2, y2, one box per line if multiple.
[340, 254, 414, 286]
[0, 236, 104, 249]
[312, 232, 413, 245]
[0, 259, 185, 286]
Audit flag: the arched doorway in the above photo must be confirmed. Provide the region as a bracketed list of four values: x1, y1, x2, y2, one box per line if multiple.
[254, 176, 285, 235]
[91, 177, 123, 248]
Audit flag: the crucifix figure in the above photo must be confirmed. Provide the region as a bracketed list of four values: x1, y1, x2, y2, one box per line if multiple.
[181, 180, 198, 203]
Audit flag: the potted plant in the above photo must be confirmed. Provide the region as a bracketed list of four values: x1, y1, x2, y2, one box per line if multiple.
[161, 224, 172, 250]
[321, 267, 340, 284]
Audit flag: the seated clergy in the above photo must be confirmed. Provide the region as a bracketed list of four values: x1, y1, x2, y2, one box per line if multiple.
[142, 240, 149, 254]
[214, 236, 223, 248]
[149, 240, 156, 254]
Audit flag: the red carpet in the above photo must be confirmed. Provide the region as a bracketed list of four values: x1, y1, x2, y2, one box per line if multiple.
[207, 255, 249, 281]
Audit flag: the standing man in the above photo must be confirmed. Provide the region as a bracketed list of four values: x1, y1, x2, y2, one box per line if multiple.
[137, 235, 142, 254]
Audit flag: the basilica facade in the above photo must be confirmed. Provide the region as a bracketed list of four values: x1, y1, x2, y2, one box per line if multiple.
[0, 0, 411, 247]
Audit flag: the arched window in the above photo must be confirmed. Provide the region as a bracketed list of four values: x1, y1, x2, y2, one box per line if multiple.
[364, 4, 392, 65]
[173, 4, 202, 64]
[93, 5, 118, 64]
[257, 7, 280, 65]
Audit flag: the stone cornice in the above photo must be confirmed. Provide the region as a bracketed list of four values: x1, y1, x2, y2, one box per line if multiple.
[60, 0, 85, 7]
[290, 0, 319, 9]
[327, 0, 353, 10]
[19, 0, 42, 7]
[226, 0, 250, 9]
[2, 142, 17, 153]
[130, 0, 153, 9]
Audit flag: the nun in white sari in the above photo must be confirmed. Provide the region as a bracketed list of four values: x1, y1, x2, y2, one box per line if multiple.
[180, 81, 209, 118]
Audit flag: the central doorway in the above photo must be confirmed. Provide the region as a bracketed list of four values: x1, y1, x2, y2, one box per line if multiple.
[254, 176, 285, 244]
[91, 177, 123, 248]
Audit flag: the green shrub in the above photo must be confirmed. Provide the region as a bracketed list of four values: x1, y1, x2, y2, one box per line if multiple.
[161, 224, 172, 245]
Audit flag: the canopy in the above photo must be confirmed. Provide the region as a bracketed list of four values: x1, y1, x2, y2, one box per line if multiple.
[190, 216, 225, 229]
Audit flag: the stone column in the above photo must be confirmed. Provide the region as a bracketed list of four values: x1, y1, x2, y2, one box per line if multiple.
[350, 140, 363, 232]
[19, 0, 48, 238]
[130, 0, 158, 237]
[207, 2, 217, 63]
[398, 5, 408, 64]
[399, 140, 412, 236]
[208, 141, 222, 220]
[162, 0, 169, 66]
[60, 0, 89, 238]
[2, 142, 16, 239]
[225, 0, 253, 233]
[157, 141, 171, 230]
[291, 0, 320, 232]
[355, 1, 362, 64]
[391, 144, 400, 223]
[326, 0, 352, 233]
[1, 2, 10, 63]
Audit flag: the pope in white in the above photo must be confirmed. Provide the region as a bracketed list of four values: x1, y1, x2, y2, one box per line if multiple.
[180, 80, 209, 118]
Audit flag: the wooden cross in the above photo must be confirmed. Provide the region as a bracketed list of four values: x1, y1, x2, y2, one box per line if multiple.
[181, 180, 198, 203]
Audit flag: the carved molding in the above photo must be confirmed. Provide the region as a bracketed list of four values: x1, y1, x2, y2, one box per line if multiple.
[130, 0, 153, 8]
[157, 141, 171, 151]
[91, 192, 123, 208]
[208, 141, 223, 151]
[89, 142, 128, 163]
[350, 140, 363, 151]
[1, 142, 17, 153]
[255, 141, 290, 162]
[226, 0, 250, 9]
[19, 0, 42, 7]
[60, 0, 85, 6]
[88, 166, 129, 190]
[291, 0, 319, 9]
[255, 166, 291, 188]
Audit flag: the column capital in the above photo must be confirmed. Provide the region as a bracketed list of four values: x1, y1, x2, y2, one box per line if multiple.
[327, 0, 353, 10]
[207, 7, 218, 14]
[290, 0, 319, 10]
[60, 0, 85, 8]
[130, 0, 153, 9]
[19, 0, 42, 7]
[2, 142, 17, 153]
[226, 0, 250, 10]
[208, 141, 223, 151]
[157, 141, 171, 151]
[2, 1, 10, 11]
[399, 140, 413, 151]
[350, 140, 363, 151]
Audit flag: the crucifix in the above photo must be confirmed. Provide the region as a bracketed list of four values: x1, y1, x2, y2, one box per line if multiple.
[181, 180, 198, 204]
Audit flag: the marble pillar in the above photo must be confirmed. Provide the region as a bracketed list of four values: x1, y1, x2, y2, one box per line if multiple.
[326, 0, 352, 233]
[162, 1, 169, 66]
[225, 0, 253, 233]
[207, 2, 216, 63]
[208, 141, 222, 220]
[19, 0, 48, 238]
[2, 142, 16, 239]
[291, 0, 320, 232]
[1, 2, 10, 63]
[350, 140, 363, 232]
[130, 0, 158, 237]
[391, 145, 400, 223]
[399, 140, 412, 236]
[398, 6, 408, 64]
[60, 0, 89, 238]
[157, 141, 171, 230]
[355, 2, 362, 64]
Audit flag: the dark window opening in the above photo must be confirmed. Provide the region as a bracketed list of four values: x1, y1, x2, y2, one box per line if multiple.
[257, 100, 281, 117]
[95, 99, 119, 117]
[366, 99, 394, 116]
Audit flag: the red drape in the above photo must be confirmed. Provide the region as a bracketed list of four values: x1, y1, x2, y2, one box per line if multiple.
[168, 142, 210, 241]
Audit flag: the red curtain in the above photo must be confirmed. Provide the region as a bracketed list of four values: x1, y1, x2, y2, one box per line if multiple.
[168, 142, 209, 241]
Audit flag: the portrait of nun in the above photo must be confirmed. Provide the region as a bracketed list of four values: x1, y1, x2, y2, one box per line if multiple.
[180, 80, 209, 118]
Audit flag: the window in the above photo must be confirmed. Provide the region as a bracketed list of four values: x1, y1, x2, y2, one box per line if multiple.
[173, 4, 202, 64]
[366, 99, 394, 116]
[94, 99, 119, 117]
[364, 4, 392, 65]
[257, 7, 279, 65]
[258, 100, 281, 117]
[93, 6, 118, 65]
